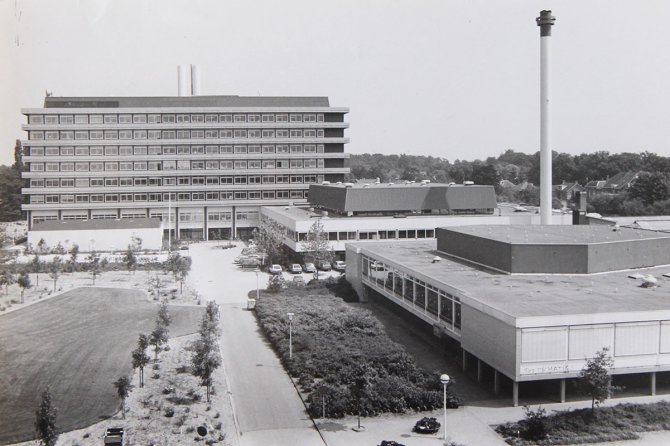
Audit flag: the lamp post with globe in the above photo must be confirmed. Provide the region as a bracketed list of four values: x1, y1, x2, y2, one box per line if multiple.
[440, 374, 450, 442]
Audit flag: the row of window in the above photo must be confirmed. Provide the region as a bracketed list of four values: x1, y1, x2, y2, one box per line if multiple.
[29, 113, 326, 125]
[290, 228, 435, 242]
[32, 210, 260, 224]
[30, 190, 306, 204]
[30, 158, 324, 172]
[361, 255, 461, 331]
[29, 128, 327, 141]
[29, 144, 326, 156]
[30, 174, 322, 188]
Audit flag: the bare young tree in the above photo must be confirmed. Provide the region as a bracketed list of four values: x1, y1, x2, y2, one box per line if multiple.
[0, 268, 14, 295]
[48, 256, 62, 292]
[149, 275, 163, 299]
[86, 251, 102, 285]
[123, 246, 137, 275]
[68, 244, 79, 272]
[31, 253, 42, 286]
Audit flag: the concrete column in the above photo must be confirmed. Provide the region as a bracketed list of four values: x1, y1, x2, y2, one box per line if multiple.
[651, 372, 657, 396]
[494, 370, 500, 395]
[512, 381, 519, 407]
[560, 379, 566, 403]
[462, 350, 467, 372]
[477, 359, 483, 383]
[203, 206, 208, 241]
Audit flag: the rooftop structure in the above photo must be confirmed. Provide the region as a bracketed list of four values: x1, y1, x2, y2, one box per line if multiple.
[21, 95, 349, 240]
[308, 183, 497, 216]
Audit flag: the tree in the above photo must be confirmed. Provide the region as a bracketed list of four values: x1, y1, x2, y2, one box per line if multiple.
[112, 376, 133, 419]
[165, 253, 192, 294]
[149, 322, 168, 361]
[131, 334, 151, 388]
[252, 219, 286, 265]
[122, 246, 137, 275]
[0, 268, 14, 295]
[34, 387, 58, 446]
[17, 271, 31, 303]
[191, 302, 221, 402]
[86, 251, 102, 285]
[130, 235, 143, 252]
[68, 244, 79, 272]
[351, 365, 375, 430]
[576, 347, 620, 411]
[0, 163, 23, 222]
[157, 300, 172, 333]
[37, 238, 49, 255]
[149, 275, 163, 299]
[48, 256, 62, 292]
[628, 171, 669, 206]
[31, 254, 42, 286]
[300, 219, 333, 280]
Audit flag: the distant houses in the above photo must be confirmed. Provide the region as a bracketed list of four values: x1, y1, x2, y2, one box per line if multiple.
[584, 171, 639, 200]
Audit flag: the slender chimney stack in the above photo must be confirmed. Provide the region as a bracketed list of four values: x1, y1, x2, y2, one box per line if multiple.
[191, 65, 201, 96]
[177, 65, 189, 96]
[537, 10, 556, 225]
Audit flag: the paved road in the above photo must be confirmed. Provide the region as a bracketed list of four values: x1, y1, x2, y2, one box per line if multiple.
[187, 243, 324, 446]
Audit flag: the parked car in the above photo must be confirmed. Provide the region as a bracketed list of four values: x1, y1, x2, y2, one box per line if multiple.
[317, 260, 332, 271]
[268, 264, 283, 275]
[412, 417, 441, 434]
[379, 441, 405, 446]
[332, 260, 346, 272]
[288, 264, 303, 274]
[104, 428, 124, 445]
[302, 262, 316, 273]
[292, 276, 306, 286]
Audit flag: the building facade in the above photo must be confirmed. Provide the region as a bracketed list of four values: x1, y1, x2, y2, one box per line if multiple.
[20, 96, 349, 240]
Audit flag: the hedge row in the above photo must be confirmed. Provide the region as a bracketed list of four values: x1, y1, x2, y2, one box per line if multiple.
[255, 280, 458, 418]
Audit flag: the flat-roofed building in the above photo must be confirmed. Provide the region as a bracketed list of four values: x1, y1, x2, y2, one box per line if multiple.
[346, 225, 670, 406]
[20, 95, 349, 240]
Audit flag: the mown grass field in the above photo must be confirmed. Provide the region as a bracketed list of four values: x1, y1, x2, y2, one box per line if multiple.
[0, 287, 203, 445]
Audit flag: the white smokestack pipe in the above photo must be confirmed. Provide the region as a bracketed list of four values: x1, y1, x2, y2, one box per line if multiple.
[191, 65, 201, 96]
[537, 10, 556, 225]
[177, 65, 189, 96]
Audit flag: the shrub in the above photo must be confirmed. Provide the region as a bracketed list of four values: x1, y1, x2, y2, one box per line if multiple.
[164, 407, 175, 417]
[522, 405, 550, 441]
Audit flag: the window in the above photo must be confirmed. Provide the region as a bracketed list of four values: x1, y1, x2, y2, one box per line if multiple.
[234, 176, 247, 184]
[148, 130, 161, 139]
[248, 114, 261, 123]
[148, 161, 160, 170]
[276, 129, 289, 138]
[220, 145, 233, 153]
[148, 114, 161, 124]
[276, 175, 289, 183]
[248, 129, 261, 138]
[233, 160, 247, 169]
[45, 179, 59, 187]
[119, 178, 133, 186]
[317, 129, 324, 138]
[276, 114, 288, 122]
[134, 193, 147, 201]
[104, 146, 119, 155]
[290, 175, 302, 183]
[119, 130, 133, 139]
[206, 177, 219, 185]
[234, 145, 247, 154]
[177, 192, 190, 201]
[262, 160, 275, 168]
[249, 191, 261, 200]
[134, 146, 148, 155]
[45, 147, 59, 156]
[60, 115, 74, 124]
[119, 146, 132, 155]
[178, 177, 190, 185]
[75, 131, 89, 140]
[206, 160, 219, 169]
[304, 129, 317, 138]
[105, 162, 119, 171]
[75, 178, 89, 187]
[133, 114, 147, 124]
[191, 130, 204, 139]
[277, 145, 289, 154]
[133, 162, 147, 170]
[29, 115, 44, 124]
[120, 194, 133, 202]
[304, 144, 316, 153]
[221, 191, 233, 200]
[219, 114, 232, 122]
[262, 191, 275, 199]
[120, 162, 133, 171]
[162, 114, 175, 123]
[305, 175, 317, 183]
[290, 191, 303, 199]
[234, 129, 247, 138]
[163, 177, 176, 186]
[31, 179, 45, 187]
[205, 129, 218, 139]
[262, 176, 275, 184]
[289, 114, 302, 122]
[176, 130, 190, 139]
[90, 194, 104, 203]
[148, 177, 162, 186]
[234, 191, 247, 200]
[205, 114, 218, 123]
[276, 160, 289, 168]
[31, 147, 45, 156]
[177, 160, 190, 170]
[148, 146, 161, 155]
[220, 160, 233, 169]
[133, 130, 147, 139]
[206, 192, 220, 201]
[290, 145, 303, 153]
[45, 195, 59, 203]
[90, 162, 104, 172]
[233, 114, 246, 123]
[105, 194, 119, 202]
[248, 160, 261, 169]
[191, 145, 204, 154]
[220, 129, 233, 138]
[191, 160, 205, 169]
[118, 114, 132, 124]
[290, 130, 303, 138]
[276, 190, 289, 199]
[45, 115, 58, 124]
[192, 192, 205, 201]
[304, 114, 316, 122]
[262, 114, 275, 122]
[76, 195, 89, 203]
[162, 130, 176, 139]
[262, 145, 275, 153]
[90, 115, 103, 124]
[31, 195, 44, 203]
[60, 131, 74, 140]
[290, 159, 303, 168]
[220, 176, 233, 184]
[75, 162, 89, 171]
[304, 159, 317, 168]
[248, 175, 262, 184]
[104, 115, 118, 124]
[163, 145, 176, 154]
[192, 177, 205, 185]
[191, 114, 204, 123]
[134, 178, 147, 186]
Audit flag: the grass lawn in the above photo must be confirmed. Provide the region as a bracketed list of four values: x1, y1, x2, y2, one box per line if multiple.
[254, 280, 457, 418]
[0, 287, 203, 445]
[496, 401, 670, 445]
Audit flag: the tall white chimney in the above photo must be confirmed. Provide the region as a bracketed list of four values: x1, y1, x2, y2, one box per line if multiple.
[177, 65, 189, 96]
[537, 10, 556, 225]
[191, 65, 201, 96]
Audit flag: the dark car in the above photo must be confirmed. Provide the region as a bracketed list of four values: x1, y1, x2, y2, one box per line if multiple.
[379, 441, 405, 446]
[412, 416, 441, 434]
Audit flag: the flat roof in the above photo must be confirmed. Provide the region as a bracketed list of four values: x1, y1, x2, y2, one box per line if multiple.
[446, 224, 668, 245]
[41, 96, 332, 109]
[263, 205, 508, 221]
[31, 218, 162, 231]
[353, 240, 670, 320]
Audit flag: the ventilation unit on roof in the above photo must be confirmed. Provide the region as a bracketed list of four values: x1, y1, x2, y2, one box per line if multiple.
[463, 181, 474, 185]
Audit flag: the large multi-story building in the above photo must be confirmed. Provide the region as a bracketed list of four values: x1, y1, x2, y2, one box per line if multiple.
[20, 95, 349, 240]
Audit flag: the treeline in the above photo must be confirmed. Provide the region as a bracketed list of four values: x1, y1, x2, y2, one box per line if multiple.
[347, 150, 670, 187]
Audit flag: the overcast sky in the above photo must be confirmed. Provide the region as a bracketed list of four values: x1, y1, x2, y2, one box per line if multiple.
[1, 0, 669, 166]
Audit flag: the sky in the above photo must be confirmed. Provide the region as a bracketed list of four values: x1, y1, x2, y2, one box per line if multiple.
[1, 0, 669, 166]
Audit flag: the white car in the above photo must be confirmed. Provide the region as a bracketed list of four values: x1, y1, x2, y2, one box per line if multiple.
[268, 264, 283, 275]
[332, 260, 346, 272]
[288, 264, 303, 274]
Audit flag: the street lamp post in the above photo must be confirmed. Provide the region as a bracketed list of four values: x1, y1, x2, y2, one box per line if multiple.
[440, 374, 450, 443]
[255, 269, 260, 300]
[287, 312, 294, 360]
